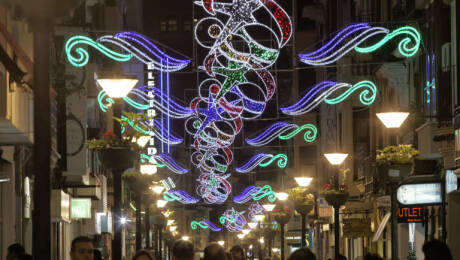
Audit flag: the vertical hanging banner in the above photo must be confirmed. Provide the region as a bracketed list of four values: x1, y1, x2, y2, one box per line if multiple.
[147, 62, 158, 162]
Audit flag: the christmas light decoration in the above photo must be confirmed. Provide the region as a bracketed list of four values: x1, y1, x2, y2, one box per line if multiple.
[191, 220, 223, 231]
[196, 173, 232, 204]
[235, 153, 287, 173]
[245, 122, 317, 146]
[188, 0, 292, 205]
[219, 208, 247, 232]
[233, 185, 277, 204]
[299, 24, 420, 66]
[65, 32, 190, 70]
[247, 203, 265, 221]
[120, 115, 183, 145]
[140, 154, 189, 174]
[163, 190, 200, 204]
[281, 80, 377, 116]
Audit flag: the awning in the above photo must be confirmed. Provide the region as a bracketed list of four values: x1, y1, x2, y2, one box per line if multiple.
[372, 212, 391, 242]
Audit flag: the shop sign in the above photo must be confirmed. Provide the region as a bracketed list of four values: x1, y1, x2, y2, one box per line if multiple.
[398, 206, 424, 223]
[71, 198, 91, 219]
[397, 183, 442, 205]
[446, 170, 457, 194]
[318, 198, 333, 218]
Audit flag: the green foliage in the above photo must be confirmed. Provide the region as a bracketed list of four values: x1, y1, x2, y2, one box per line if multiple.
[287, 187, 315, 205]
[376, 144, 419, 166]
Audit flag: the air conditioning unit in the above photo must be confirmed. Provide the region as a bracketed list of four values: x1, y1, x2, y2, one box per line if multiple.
[442, 42, 451, 72]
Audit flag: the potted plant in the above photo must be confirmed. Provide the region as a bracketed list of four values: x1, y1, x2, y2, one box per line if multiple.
[376, 144, 419, 181]
[89, 112, 152, 171]
[287, 187, 315, 215]
[272, 201, 292, 225]
[320, 169, 350, 208]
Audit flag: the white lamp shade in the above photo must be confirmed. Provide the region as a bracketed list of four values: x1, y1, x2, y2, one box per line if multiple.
[182, 236, 190, 241]
[295, 177, 313, 187]
[275, 192, 289, 201]
[242, 229, 251, 235]
[376, 112, 409, 128]
[97, 78, 138, 98]
[324, 153, 348, 165]
[262, 204, 276, 212]
[156, 199, 167, 208]
[151, 185, 165, 194]
[254, 214, 265, 222]
[140, 164, 157, 175]
[169, 226, 177, 232]
[248, 222, 258, 229]
[217, 241, 225, 246]
[237, 234, 245, 239]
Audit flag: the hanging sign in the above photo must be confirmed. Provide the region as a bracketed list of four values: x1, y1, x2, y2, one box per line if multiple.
[446, 170, 457, 194]
[397, 183, 442, 205]
[398, 206, 424, 223]
[71, 198, 91, 219]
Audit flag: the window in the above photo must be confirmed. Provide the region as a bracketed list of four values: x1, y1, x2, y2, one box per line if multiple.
[183, 19, 192, 32]
[167, 19, 178, 32]
[160, 21, 167, 32]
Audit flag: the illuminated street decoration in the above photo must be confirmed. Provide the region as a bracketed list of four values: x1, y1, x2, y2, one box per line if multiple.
[219, 208, 247, 232]
[120, 115, 183, 145]
[281, 80, 377, 116]
[163, 190, 200, 204]
[196, 173, 232, 204]
[248, 203, 265, 221]
[299, 24, 420, 66]
[140, 154, 189, 174]
[191, 0, 293, 208]
[246, 122, 317, 146]
[191, 220, 222, 231]
[66, 32, 190, 70]
[235, 153, 287, 173]
[233, 185, 277, 204]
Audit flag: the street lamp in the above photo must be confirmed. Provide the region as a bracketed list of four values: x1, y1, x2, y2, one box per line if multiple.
[275, 192, 289, 201]
[237, 233, 246, 240]
[324, 153, 348, 260]
[242, 229, 251, 235]
[218, 241, 225, 246]
[182, 236, 190, 241]
[376, 111, 408, 260]
[376, 112, 409, 128]
[97, 75, 138, 260]
[262, 203, 276, 212]
[248, 222, 258, 229]
[156, 199, 168, 208]
[140, 163, 158, 175]
[151, 185, 165, 195]
[294, 177, 313, 187]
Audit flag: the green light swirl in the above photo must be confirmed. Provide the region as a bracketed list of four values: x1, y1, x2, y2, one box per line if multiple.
[140, 154, 165, 168]
[259, 154, 288, 168]
[163, 192, 181, 202]
[191, 220, 208, 230]
[355, 26, 420, 57]
[324, 80, 377, 106]
[252, 185, 277, 202]
[279, 124, 318, 143]
[65, 35, 133, 67]
[97, 90, 114, 112]
[121, 115, 150, 135]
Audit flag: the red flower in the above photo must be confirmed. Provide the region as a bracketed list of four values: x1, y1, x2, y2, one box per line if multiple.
[104, 130, 116, 140]
[322, 184, 332, 190]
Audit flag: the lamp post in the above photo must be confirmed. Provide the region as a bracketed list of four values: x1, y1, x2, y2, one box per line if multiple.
[262, 203, 275, 257]
[294, 177, 313, 248]
[97, 76, 138, 260]
[324, 153, 348, 260]
[376, 111, 409, 260]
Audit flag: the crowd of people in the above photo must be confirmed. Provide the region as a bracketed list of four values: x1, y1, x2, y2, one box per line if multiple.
[4, 236, 453, 260]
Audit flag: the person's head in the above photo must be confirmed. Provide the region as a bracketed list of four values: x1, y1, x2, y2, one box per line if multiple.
[70, 236, 94, 260]
[422, 239, 453, 260]
[17, 254, 33, 260]
[203, 243, 226, 260]
[94, 249, 102, 260]
[225, 252, 233, 260]
[7, 243, 26, 260]
[287, 248, 316, 260]
[132, 250, 155, 260]
[171, 240, 194, 260]
[363, 253, 383, 260]
[230, 245, 244, 260]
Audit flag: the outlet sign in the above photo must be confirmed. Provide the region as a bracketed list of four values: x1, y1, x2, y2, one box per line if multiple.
[398, 206, 424, 223]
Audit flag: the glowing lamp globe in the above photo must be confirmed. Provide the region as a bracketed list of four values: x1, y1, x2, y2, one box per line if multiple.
[169, 226, 177, 232]
[156, 199, 168, 208]
[376, 112, 409, 128]
[259, 237, 264, 244]
[276, 192, 288, 201]
[217, 241, 225, 246]
[295, 177, 313, 187]
[140, 164, 157, 175]
[324, 153, 348, 165]
[120, 217, 128, 225]
[248, 222, 258, 229]
[262, 203, 276, 212]
[151, 185, 165, 194]
[182, 236, 190, 241]
[97, 78, 138, 98]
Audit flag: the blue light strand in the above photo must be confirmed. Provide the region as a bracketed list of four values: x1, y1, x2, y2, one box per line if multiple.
[140, 153, 189, 174]
[163, 190, 200, 204]
[233, 185, 277, 204]
[235, 153, 288, 173]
